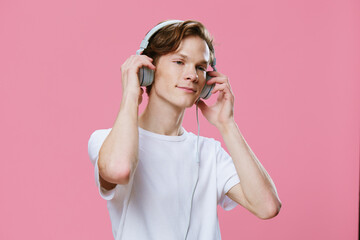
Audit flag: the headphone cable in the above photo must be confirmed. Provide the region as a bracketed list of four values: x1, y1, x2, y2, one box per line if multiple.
[184, 99, 201, 240]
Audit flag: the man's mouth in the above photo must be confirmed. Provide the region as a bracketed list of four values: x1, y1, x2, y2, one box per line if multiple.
[177, 86, 196, 92]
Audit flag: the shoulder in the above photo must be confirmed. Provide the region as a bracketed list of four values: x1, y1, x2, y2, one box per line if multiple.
[87, 128, 112, 163]
[88, 128, 112, 146]
[90, 128, 112, 138]
[186, 131, 222, 149]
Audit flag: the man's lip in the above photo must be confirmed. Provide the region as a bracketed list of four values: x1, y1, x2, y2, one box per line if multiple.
[177, 86, 196, 92]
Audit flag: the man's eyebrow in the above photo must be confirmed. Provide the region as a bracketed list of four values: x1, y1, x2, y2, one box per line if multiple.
[174, 53, 188, 59]
[174, 53, 208, 65]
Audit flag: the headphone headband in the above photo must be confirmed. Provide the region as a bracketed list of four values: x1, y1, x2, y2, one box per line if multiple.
[136, 20, 184, 55]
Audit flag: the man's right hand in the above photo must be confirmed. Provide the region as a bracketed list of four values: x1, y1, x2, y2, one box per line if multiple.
[120, 55, 156, 104]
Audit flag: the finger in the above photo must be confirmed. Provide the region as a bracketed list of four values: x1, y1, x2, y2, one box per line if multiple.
[213, 84, 234, 101]
[213, 84, 233, 99]
[197, 99, 209, 112]
[126, 56, 156, 73]
[206, 76, 228, 85]
[143, 55, 154, 62]
[136, 56, 156, 70]
[206, 71, 226, 78]
[127, 55, 154, 67]
[211, 83, 227, 94]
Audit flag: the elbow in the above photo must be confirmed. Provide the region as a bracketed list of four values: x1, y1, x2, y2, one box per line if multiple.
[113, 166, 132, 185]
[98, 155, 132, 185]
[257, 199, 282, 220]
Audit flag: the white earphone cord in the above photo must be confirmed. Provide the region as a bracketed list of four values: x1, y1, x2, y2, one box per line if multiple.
[184, 99, 201, 239]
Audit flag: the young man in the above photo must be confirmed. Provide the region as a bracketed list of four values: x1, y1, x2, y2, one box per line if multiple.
[88, 20, 281, 240]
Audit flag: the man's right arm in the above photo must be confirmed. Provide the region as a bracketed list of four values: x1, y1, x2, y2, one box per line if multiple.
[96, 55, 155, 189]
[98, 92, 140, 188]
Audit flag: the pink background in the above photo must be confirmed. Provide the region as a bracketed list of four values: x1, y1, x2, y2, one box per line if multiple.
[1, 0, 359, 239]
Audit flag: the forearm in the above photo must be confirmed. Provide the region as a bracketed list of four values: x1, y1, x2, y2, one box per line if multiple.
[219, 121, 281, 211]
[98, 91, 139, 185]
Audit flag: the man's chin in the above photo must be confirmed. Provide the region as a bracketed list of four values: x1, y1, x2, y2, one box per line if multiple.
[174, 100, 195, 109]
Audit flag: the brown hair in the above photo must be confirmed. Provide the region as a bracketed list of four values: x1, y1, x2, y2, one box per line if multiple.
[141, 20, 215, 96]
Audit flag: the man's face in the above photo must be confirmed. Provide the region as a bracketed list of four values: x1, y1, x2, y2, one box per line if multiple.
[150, 35, 210, 108]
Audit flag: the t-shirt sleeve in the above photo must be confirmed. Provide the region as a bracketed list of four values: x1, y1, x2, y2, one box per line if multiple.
[87, 128, 116, 201]
[215, 140, 241, 211]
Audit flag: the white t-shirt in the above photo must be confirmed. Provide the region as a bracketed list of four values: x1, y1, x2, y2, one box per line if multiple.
[87, 126, 240, 240]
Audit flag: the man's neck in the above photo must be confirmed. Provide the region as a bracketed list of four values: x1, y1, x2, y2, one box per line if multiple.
[138, 96, 185, 136]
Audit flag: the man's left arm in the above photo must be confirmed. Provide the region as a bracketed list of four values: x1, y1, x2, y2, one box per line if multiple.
[218, 121, 281, 219]
[198, 70, 281, 219]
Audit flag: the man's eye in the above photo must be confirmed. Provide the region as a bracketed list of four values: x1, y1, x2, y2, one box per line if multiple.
[175, 61, 183, 65]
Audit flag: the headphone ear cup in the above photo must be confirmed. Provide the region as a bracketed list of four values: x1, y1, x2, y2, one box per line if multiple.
[199, 74, 215, 99]
[138, 67, 154, 86]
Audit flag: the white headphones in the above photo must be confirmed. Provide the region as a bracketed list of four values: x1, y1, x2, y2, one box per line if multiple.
[136, 19, 216, 100]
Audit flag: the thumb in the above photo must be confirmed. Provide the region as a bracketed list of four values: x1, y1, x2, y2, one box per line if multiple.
[196, 99, 208, 111]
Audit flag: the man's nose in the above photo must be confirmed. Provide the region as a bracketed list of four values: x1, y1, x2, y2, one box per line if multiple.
[184, 67, 198, 82]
